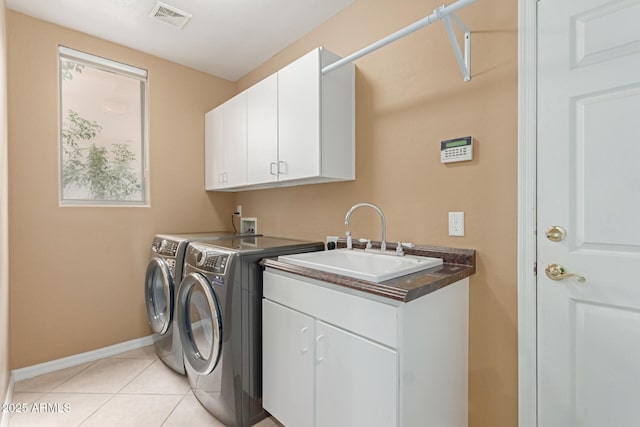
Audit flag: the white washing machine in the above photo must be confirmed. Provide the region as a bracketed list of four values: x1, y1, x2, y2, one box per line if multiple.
[144, 231, 258, 374]
[176, 236, 324, 426]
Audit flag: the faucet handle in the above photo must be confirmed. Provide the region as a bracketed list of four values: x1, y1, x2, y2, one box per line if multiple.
[396, 242, 405, 256]
[359, 239, 372, 249]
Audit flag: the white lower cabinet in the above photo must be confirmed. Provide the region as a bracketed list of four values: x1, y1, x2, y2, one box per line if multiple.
[315, 321, 397, 427]
[262, 270, 469, 427]
[262, 299, 315, 427]
[263, 299, 397, 427]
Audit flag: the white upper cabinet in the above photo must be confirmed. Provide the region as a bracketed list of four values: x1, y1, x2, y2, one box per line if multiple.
[277, 48, 322, 182]
[247, 74, 278, 186]
[205, 92, 247, 190]
[223, 92, 248, 188]
[205, 47, 355, 191]
[204, 106, 224, 190]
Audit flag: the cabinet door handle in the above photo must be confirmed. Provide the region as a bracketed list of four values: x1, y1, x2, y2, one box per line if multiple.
[270, 162, 277, 176]
[316, 334, 325, 363]
[300, 327, 309, 354]
[278, 161, 287, 175]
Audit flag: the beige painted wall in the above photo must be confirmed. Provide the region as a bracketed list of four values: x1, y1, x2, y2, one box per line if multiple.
[7, 1, 518, 425]
[234, 0, 518, 426]
[7, 11, 236, 368]
[0, 0, 10, 407]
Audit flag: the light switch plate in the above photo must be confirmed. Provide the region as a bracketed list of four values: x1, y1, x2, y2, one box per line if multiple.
[448, 212, 465, 236]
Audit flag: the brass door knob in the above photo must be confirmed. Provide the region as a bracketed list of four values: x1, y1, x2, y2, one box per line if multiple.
[545, 263, 586, 283]
[545, 226, 566, 242]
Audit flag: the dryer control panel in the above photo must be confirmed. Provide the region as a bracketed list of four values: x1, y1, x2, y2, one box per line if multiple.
[196, 251, 229, 275]
[185, 244, 230, 276]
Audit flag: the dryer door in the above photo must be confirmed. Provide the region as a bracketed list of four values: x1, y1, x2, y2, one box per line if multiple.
[177, 272, 223, 375]
[145, 258, 173, 335]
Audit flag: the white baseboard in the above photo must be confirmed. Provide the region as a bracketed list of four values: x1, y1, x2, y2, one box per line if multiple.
[0, 372, 14, 427]
[12, 335, 154, 382]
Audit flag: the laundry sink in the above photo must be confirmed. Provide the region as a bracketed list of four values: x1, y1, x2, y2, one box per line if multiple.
[278, 248, 443, 283]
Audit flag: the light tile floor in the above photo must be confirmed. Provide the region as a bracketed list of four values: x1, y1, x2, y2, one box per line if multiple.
[8, 346, 282, 427]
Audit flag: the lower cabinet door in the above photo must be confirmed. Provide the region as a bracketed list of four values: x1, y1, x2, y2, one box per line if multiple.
[263, 299, 315, 427]
[315, 320, 398, 427]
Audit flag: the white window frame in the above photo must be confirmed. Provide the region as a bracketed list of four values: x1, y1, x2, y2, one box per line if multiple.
[58, 46, 149, 206]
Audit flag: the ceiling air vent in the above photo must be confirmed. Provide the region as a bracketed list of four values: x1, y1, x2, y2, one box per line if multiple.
[149, 1, 192, 30]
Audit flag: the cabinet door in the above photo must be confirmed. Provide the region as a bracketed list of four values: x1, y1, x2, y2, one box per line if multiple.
[223, 92, 247, 188]
[316, 320, 398, 427]
[277, 48, 321, 182]
[204, 106, 224, 190]
[263, 299, 315, 427]
[247, 74, 278, 185]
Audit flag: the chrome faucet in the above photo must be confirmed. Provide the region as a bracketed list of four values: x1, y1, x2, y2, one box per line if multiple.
[344, 203, 387, 252]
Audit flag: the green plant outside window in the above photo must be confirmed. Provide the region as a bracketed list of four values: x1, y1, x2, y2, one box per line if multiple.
[59, 46, 148, 205]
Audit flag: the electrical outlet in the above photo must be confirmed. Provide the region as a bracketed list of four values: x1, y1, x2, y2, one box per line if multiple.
[448, 212, 465, 236]
[326, 236, 339, 245]
[326, 235, 339, 250]
[236, 205, 242, 217]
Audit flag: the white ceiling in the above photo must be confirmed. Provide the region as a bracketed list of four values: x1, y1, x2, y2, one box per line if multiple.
[6, 0, 355, 81]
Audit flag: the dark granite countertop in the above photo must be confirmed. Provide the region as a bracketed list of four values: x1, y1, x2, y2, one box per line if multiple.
[261, 240, 476, 303]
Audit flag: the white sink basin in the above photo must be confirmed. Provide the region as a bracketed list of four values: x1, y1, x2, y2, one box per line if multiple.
[279, 248, 443, 283]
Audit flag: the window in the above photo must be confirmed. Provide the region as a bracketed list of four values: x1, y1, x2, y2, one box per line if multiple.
[58, 46, 148, 205]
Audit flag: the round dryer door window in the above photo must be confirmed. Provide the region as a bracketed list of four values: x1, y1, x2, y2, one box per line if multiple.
[177, 272, 223, 375]
[145, 258, 173, 335]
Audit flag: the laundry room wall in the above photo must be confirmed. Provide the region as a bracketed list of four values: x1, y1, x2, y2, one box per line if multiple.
[0, 0, 10, 407]
[7, 11, 236, 368]
[234, 0, 518, 426]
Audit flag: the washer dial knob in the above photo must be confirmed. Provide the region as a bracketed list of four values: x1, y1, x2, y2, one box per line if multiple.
[195, 250, 207, 267]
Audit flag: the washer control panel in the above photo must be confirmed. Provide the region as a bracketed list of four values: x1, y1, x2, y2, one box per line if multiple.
[152, 238, 179, 257]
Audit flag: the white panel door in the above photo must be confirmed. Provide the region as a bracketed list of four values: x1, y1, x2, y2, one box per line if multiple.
[277, 48, 321, 182]
[262, 300, 315, 427]
[315, 320, 398, 427]
[204, 107, 224, 190]
[223, 92, 247, 188]
[247, 74, 278, 185]
[537, 0, 640, 425]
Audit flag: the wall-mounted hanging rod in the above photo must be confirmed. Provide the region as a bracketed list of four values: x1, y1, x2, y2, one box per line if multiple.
[321, 0, 476, 82]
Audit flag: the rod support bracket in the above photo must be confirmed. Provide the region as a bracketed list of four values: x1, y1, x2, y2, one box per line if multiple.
[442, 12, 472, 82]
[321, 0, 475, 82]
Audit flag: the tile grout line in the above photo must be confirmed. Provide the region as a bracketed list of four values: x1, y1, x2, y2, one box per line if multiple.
[49, 360, 99, 394]
[12, 350, 192, 426]
[124, 356, 189, 426]
[113, 357, 157, 394]
[38, 358, 156, 425]
[76, 392, 119, 427]
[10, 363, 100, 427]
[115, 392, 188, 396]
[159, 392, 190, 427]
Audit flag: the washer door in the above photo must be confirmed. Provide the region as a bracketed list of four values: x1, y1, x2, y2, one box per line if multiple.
[145, 258, 173, 335]
[177, 272, 223, 375]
